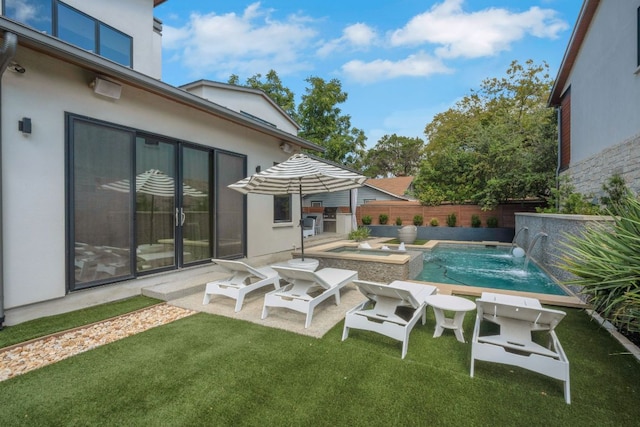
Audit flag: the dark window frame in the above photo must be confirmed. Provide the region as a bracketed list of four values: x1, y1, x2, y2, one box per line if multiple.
[3, 0, 133, 67]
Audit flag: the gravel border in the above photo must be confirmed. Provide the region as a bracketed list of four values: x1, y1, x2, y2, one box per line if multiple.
[0, 303, 196, 382]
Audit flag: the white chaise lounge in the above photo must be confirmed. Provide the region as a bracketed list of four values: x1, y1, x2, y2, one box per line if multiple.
[203, 259, 280, 312]
[263, 266, 358, 328]
[342, 280, 438, 359]
[470, 292, 571, 404]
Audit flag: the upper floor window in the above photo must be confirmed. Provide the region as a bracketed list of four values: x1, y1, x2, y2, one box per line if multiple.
[3, 0, 132, 67]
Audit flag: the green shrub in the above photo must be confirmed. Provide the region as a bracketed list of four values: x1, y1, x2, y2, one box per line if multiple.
[361, 215, 372, 225]
[486, 216, 498, 228]
[378, 214, 388, 225]
[446, 213, 457, 227]
[395, 217, 403, 226]
[561, 195, 640, 335]
[348, 226, 371, 242]
[430, 218, 439, 227]
[471, 214, 481, 228]
[413, 214, 423, 226]
[601, 173, 633, 216]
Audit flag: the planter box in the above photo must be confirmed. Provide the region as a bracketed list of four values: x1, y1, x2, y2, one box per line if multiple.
[365, 225, 514, 242]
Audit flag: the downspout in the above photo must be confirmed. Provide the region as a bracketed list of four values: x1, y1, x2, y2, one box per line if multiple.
[0, 32, 18, 329]
[555, 106, 562, 212]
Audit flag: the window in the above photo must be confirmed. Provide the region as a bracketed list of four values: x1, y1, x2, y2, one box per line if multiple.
[311, 201, 322, 207]
[274, 195, 292, 222]
[3, 0, 52, 33]
[4, 1, 132, 67]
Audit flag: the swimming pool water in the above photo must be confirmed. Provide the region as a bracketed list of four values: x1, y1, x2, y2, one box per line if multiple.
[417, 245, 567, 295]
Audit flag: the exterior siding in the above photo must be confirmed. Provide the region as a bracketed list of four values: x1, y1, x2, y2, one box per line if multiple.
[558, 0, 640, 195]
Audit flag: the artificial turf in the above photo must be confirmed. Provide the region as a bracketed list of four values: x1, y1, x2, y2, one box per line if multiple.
[0, 303, 638, 425]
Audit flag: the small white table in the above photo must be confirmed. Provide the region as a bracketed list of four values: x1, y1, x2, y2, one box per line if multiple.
[424, 295, 476, 343]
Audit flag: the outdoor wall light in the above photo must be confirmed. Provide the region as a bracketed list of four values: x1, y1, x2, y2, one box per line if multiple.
[18, 117, 31, 134]
[280, 142, 293, 153]
[90, 76, 122, 99]
[255, 165, 262, 173]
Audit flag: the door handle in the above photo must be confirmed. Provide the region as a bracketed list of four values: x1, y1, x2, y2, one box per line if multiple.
[175, 208, 179, 225]
[180, 207, 186, 226]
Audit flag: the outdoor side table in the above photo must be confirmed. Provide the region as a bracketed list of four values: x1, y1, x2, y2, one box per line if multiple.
[424, 295, 476, 343]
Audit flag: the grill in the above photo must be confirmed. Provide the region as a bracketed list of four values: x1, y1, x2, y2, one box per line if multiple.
[322, 207, 338, 219]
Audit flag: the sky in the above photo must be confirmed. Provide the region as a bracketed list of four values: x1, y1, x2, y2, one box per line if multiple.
[155, 0, 582, 149]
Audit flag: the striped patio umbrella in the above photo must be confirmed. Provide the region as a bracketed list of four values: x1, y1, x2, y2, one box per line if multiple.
[228, 154, 366, 260]
[102, 169, 207, 244]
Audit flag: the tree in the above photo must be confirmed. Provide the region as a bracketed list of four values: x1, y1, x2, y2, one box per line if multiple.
[228, 70, 296, 118]
[362, 134, 425, 178]
[414, 60, 557, 209]
[296, 76, 366, 166]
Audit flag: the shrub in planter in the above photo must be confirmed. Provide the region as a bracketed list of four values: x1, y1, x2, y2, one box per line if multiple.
[471, 214, 481, 228]
[378, 214, 389, 225]
[486, 216, 498, 228]
[348, 226, 371, 242]
[446, 213, 457, 227]
[413, 214, 424, 226]
[430, 218, 439, 227]
[362, 215, 372, 225]
[395, 217, 403, 226]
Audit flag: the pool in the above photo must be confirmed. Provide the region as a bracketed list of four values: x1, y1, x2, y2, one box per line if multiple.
[418, 244, 567, 295]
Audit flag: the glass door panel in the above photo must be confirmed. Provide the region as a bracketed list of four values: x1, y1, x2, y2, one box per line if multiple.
[216, 152, 246, 258]
[71, 119, 134, 289]
[181, 146, 211, 264]
[135, 137, 177, 272]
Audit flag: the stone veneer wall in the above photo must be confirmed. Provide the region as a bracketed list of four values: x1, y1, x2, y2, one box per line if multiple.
[515, 213, 614, 295]
[563, 133, 640, 198]
[294, 251, 424, 283]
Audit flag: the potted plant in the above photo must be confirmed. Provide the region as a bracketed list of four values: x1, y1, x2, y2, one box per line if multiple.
[362, 215, 372, 225]
[395, 217, 403, 226]
[446, 213, 457, 227]
[430, 218, 439, 226]
[413, 214, 424, 226]
[471, 214, 481, 228]
[379, 213, 389, 225]
[486, 216, 498, 228]
[397, 224, 417, 244]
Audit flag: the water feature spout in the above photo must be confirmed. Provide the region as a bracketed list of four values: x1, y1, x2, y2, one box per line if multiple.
[524, 232, 548, 270]
[510, 226, 529, 255]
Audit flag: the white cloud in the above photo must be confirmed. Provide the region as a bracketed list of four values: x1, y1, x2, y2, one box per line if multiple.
[389, 0, 569, 59]
[317, 23, 377, 57]
[342, 51, 451, 83]
[162, 2, 317, 79]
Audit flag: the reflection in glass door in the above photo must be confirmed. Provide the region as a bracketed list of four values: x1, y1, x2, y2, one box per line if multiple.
[181, 146, 212, 264]
[135, 137, 177, 272]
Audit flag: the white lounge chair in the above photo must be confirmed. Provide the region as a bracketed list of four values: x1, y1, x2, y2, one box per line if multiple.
[470, 292, 571, 404]
[342, 280, 438, 359]
[203, 259, 280, 312]
[263, 266, 358, 328]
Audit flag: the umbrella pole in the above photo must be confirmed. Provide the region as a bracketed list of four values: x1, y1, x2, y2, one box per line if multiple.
[299, 179, 305, 261]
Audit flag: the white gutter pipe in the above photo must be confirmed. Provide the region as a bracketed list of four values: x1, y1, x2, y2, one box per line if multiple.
[0, 31, 18, 329]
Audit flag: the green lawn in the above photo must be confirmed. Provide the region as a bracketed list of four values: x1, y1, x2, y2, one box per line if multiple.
[0, 302, 638, 425]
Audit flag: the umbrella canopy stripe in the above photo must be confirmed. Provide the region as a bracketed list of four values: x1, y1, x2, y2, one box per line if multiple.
[229, 155, 367, 195]
[228, 154, 366, 260]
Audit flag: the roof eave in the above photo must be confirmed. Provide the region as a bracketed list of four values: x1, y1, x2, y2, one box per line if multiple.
[0, 18, 322, 153]
[548, 0, 600, 106]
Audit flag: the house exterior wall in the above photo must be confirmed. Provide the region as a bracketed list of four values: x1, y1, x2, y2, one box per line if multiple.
[0, 0, 162, 78]
[183, 83, 298, 135]
[1, 45, 299, 309]
[560, 0, 640, 195]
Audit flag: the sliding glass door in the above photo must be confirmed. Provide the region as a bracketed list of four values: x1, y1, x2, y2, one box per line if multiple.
[68, 115, 245, 291]
[181, 145, 212, 264]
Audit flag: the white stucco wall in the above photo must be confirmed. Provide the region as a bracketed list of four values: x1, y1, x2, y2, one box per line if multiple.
[565, 0, 640, 163]
[183, 83, 299, 135]
[1, 45, 298, 308]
